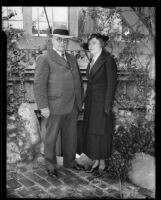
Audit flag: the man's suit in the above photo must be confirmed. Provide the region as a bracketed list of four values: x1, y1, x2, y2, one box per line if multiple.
[34, 49, 83, 170]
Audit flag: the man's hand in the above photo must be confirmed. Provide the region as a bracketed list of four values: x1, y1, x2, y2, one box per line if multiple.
[40, 107, 50, 118]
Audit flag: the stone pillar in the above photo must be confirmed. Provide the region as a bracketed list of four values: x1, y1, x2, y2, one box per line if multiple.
[68, 7, 79, 37]
[23, 7, 32, 35]
[68, 7, 96, 37]
[83, 13, 96, 35]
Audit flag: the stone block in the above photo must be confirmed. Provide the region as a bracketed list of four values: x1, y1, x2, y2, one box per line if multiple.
[128, 152, 155, 191]
[7, 188, 15, 195]
[26, 172, 51, 188]
[98, 183, 108, 189]
[94, 188, 104, 196]
[7, 142, 21, 163]
[46, 176, 62, 187]
[62, 177, 76, 186]
[18, 102, 40, 145]
[18, 177, 35, 187]
[8, 172, 25, 180]
[18, 166, 28, 172]
[34, 169, 48, 178]
[138, 187, 155, 198]
[17, 187, 30, 197]
[107, 188, 121, 198]
[7, 179, 22, 189]
[49, 187, 65, 198]
[7, 193, 21, 198]
[28, 185, 49, 197]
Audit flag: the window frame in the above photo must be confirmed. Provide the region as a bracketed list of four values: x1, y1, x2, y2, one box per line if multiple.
[2, 6, 23, 30]
[32, 7, 69, 37]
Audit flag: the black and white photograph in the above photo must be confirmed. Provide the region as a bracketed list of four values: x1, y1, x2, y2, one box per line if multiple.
[2, 6, 156, 198]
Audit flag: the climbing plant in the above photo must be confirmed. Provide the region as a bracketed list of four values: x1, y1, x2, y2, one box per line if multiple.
[6, 28, 26, 119]
[4, 18, 42, 120]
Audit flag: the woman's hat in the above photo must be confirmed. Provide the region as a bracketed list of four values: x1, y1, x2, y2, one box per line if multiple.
[52, 24, 73, 38]
[81, 33, 109, 50]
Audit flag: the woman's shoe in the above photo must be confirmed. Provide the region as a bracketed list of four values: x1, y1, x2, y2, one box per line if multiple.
[86, 165, 99, 173]
[98, 166, 107, 176]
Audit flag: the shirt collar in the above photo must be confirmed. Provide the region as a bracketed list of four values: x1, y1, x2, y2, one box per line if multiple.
[53, 47, 66, 58]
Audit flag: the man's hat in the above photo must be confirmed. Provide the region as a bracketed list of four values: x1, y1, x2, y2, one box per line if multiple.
[81, 33, 109, 50]
[51, 24, 73, 38]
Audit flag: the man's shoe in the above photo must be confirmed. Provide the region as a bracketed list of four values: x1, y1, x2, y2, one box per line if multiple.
[76, 163, 85, 170]
[86, 165, 99, 173]
[47, 169, 58, 178]
[70, 163, 85, 171]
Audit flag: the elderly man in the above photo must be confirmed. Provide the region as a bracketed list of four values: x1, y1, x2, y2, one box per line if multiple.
[34, 25, 84, 177]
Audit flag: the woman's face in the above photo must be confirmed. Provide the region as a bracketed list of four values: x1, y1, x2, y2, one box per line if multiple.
[88, 37, 103, 56]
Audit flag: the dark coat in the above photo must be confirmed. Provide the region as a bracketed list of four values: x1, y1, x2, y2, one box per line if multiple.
[81, 49, 117, 158]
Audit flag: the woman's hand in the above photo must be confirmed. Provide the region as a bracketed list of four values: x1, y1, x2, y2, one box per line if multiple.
[104, 104, 112, 115]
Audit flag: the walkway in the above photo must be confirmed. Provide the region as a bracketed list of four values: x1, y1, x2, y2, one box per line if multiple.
[6, 155, 155, 198]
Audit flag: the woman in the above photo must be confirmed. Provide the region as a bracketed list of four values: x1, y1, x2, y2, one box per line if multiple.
[82, 33, 117, 175]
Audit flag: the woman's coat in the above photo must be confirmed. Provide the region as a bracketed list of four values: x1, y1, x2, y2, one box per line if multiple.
[81, 49, 117, 157]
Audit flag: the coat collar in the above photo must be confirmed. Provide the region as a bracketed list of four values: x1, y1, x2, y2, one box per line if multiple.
[87, 49, 108, 79]
[47, 49, 68, 67]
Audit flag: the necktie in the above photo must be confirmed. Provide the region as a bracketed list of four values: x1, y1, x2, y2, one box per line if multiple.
[61, 52, 66, 62]
[62, 52, 71, 70]
[89, 57, 95, 73]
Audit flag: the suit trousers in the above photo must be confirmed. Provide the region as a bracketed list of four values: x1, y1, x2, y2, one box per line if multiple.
[44, 100, 79, 170]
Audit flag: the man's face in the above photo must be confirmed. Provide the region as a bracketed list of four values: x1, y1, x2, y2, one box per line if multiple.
[52, 36, 68, 52]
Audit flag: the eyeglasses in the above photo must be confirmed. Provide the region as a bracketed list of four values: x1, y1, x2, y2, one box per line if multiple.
[53, 37, 68, 43]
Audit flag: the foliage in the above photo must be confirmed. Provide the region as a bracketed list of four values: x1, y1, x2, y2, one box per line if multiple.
[6, 29, 27, 119]
[4, 20, 42, 119]
[107, 118, 155, 181]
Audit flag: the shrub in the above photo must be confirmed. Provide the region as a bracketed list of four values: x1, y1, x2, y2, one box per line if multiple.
[107, 118, 155, 181]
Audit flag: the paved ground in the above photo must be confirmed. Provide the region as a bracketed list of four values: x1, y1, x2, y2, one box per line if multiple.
[6, 155, 155, 199]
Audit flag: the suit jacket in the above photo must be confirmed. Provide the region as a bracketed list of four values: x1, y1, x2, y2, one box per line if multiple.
[34, 49, 83, 115]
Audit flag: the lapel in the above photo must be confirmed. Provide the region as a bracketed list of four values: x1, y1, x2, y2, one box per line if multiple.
[89, 49, 107, 79]
[47, 49, 68, 67]
[86, 63, 91, 80]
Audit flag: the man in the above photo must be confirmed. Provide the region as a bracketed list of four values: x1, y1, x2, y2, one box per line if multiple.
[34, 25, 84, 178]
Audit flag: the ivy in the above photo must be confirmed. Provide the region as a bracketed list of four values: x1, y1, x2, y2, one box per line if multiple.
[4, 22, 43, 119]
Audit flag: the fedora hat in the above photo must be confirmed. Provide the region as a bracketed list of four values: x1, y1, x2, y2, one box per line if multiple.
[52, 24, 73, 38]
[81, 33, 109, 50]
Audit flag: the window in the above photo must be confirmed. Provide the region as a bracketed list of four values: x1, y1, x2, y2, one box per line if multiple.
[2, 7, 23, 30]
[32, 7, 68, 36]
